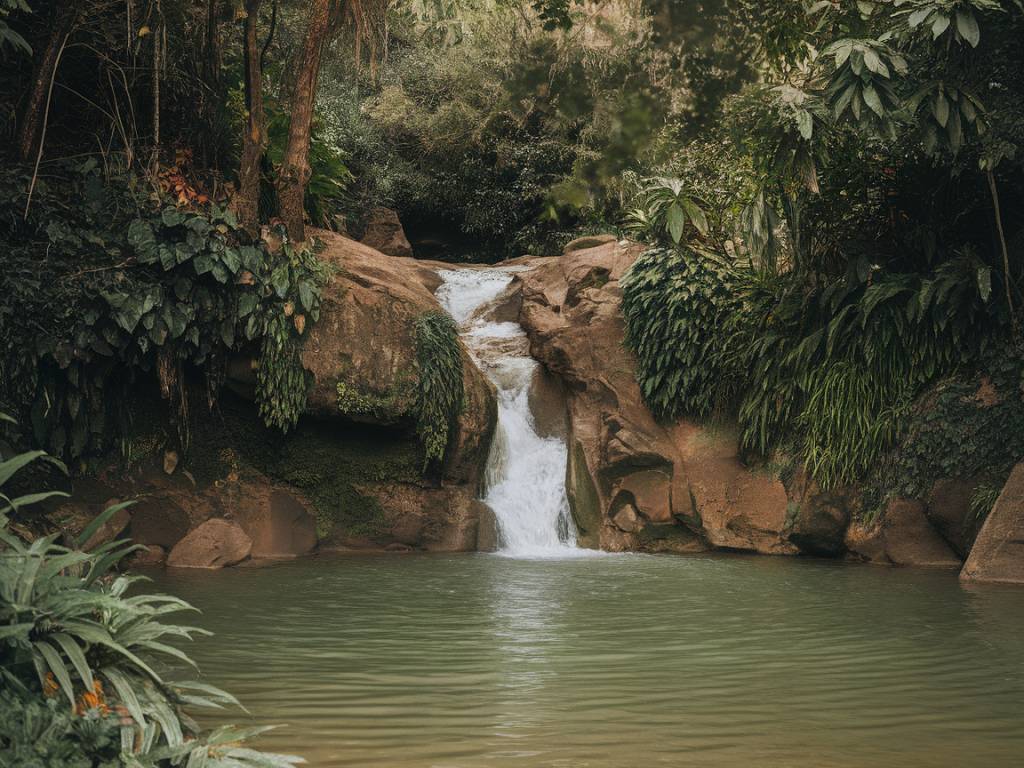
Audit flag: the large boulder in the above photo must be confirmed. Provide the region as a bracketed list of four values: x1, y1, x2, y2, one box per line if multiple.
[926, 477, 985, 557]
[514, 239, 795, 554]
[129, 489, 216, 550]
[846, 498, 961, 568]
[219, 476, 317, 558]
[961, 462, 1024, 584]
[167, 518, 252, 569]
[359, 206, 413, 258]
[299, 232, 496, 487]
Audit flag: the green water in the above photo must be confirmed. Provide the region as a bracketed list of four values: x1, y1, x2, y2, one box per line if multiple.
[148, 552, 1024, 767]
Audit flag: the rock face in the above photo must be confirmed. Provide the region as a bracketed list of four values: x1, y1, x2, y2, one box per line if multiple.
[359, 206, 413, 258]
[301, 231, 496, 487]
[961, 463, 1024, 584]
[926, 477, 984, 557]
[514, 239, 794, 554]
[221, 481, 317, 558]
[845, 498, 961, 568]
[167, 518, 253, 569]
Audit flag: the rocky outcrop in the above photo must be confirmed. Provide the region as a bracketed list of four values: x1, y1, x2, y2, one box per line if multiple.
[513, 238, 796, 555]
[845, 498, 960, 568]
[69, 231, 499, 566]
[926, 477, 984, 557]
[961, 463, 1024, 584]
[167, 518, 252, 569]
[359, 206, 413, 258]
[299, 232, 496, 487]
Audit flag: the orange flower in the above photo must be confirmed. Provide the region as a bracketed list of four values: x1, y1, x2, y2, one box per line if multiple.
[76, 679, 110, 717]
[43, 672, 60, 698]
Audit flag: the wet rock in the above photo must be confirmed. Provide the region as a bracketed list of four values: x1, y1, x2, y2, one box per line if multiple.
[359, 206, 413, 258]
[167, 518, 252, 569]
[961, 462, 1024, 584]
[527, 365, 568, 439]
[163, 449, 179, 475]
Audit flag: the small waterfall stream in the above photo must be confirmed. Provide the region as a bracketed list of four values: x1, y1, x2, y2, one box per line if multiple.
[435, 268, 579, 557]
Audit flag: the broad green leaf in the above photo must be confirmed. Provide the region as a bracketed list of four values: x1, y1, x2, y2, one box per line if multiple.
[955, 9, 980, 47]
[665, 203, 685, 243]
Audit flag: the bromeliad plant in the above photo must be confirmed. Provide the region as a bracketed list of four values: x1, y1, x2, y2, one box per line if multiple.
[0, 442, 304, 766]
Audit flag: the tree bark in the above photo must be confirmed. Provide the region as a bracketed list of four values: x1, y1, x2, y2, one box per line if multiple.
[276, 0, 332, 242]
[987, 168, 1015, 320]
[235, 0, 265, 233]
[17, 4, 77, 162]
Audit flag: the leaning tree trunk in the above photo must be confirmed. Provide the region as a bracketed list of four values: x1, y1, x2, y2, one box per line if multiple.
[17, 4, 77, 161]
[276, 0, 332, 243]
[987, 168, 1015, 322]
[235, 0, 265, 233]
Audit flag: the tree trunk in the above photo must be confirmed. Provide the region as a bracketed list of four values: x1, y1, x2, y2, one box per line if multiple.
[987, 168, 1016, 321]
[235, 0, 265, 233]
[276, 0, 332, 242]
[17, 5, 76, 162]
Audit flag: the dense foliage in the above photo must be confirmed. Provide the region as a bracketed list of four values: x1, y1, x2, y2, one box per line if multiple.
[412, 311, 465, 469]
[0, 443, 303, 766]
[621, 0, 1023, 504]
[0, 159, 324, 463]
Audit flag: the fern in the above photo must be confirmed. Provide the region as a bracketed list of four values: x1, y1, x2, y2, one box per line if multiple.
[412, 312, 464, 469]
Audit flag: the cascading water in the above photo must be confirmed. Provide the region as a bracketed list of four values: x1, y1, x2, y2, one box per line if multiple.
[435, 268, 579, 557]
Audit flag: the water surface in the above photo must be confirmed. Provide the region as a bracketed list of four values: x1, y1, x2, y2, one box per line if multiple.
[149, 553, 1024, 767]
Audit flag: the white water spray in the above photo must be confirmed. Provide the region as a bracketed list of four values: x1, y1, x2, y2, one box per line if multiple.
[435, 268, 579, 557]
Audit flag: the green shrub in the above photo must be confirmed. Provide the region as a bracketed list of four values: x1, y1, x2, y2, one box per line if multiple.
[412, 312, 464, 468]
[0, 158, 325, 459]
[0, 442, 303, 767]
[620, 245, 740, 420]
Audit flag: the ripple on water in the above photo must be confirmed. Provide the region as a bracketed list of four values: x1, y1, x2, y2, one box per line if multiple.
[148, 553, 1024, 767]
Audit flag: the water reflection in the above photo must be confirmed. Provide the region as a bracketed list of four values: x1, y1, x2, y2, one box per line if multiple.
[148, 553, 1024, 767]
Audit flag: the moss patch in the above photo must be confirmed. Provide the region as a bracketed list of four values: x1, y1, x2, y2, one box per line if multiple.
[191, 391, 422, 542]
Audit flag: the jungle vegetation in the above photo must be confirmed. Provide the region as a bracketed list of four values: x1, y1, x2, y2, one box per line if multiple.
[1, 0, 1023, 758]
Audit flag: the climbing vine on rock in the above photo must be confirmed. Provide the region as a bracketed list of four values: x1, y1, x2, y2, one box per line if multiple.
[412, 311, 464, 469]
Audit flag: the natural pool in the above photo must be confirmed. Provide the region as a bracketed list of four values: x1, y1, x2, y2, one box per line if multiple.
[149, 552, 1024, 767]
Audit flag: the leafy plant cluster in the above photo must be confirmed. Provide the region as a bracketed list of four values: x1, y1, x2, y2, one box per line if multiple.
[622, 244, 1011, 491]
[0, 159, 324, 462]
[0, 442, 304, 767]
[412, 311, 464, 469]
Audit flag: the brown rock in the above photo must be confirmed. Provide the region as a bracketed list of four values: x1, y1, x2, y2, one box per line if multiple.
[611, 501, 642, 533]
[926, 477, 983, 557]
[360, 207, 413, 258]
[563, 234, 617, 254]
[884, 498, 962, 568]
[129, 490, 215, 549]
[962, 463, 1024, 584]
[527, 365, 567, 439]
[167, 518, 252, 569]
[129, 545, 167, 567]
[297, 231, 497, 488]
[785, 489, 851, 557]
[674, 424, 795, 555]
[81, 505, 133, 551]
[847, 499, 961, 568]
[224, 477, 317, 558]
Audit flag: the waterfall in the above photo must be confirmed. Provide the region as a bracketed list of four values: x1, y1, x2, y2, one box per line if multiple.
[435, 268, 579, 557]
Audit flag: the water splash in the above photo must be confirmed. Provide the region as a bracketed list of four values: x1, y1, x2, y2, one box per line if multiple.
[435, 268, 580, 557]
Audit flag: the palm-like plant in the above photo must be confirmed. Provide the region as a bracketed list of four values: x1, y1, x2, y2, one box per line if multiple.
[622, 177, 709, 246]
[0, 432, 303, 767]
